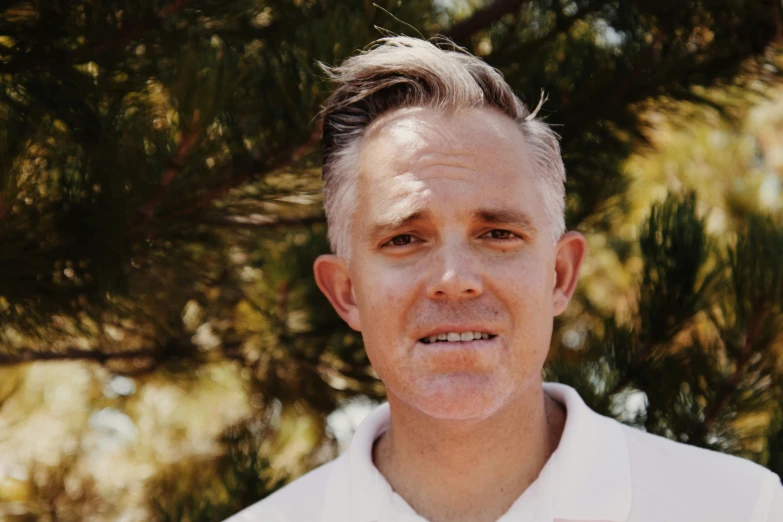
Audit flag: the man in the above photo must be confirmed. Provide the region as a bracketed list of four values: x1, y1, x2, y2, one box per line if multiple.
[225, 36, 782, 522]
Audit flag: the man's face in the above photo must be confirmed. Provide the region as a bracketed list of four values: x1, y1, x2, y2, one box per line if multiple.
[315, 106, 584, 420]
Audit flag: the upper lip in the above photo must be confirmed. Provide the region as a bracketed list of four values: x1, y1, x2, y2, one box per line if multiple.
[416, 326, 498, 339]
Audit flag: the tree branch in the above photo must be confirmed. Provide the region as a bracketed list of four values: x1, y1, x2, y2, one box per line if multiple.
[608, 27, 668, 105]
[276, 280, 290, 345]
[165, 129, 321, 220]
[444, 0, 534, 44]
[0, 0, 195, 75]
[608, 316, 699, 397]
[773, 0, 783, 44]
[0, 347, 158, 366]
[158, 0, 193, 18]
[140, 115, 202, 219]
[198, 214, 325, 229]
[694, 302, 767, 443]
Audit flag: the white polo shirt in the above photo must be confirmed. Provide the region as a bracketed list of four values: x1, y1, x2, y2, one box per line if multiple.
[224, 383, 783, 522]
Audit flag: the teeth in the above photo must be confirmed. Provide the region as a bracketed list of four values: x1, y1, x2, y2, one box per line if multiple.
[422, 331, 493, 343]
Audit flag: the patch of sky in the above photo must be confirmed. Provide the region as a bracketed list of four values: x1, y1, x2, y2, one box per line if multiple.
[103, 375, 136, 399]
[88, 407, 138, 446]
[612, 389, 648, 425]
[759, 173, 782, 210]
[563, 1, 578, 17]
[594, 19, 625, 48]
[326, 396, 379, 453]
[434, 0, 468, 9]
[561, 327, 586, 350]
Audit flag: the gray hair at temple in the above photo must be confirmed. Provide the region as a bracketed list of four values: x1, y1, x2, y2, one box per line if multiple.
[318, 36, 566, 262]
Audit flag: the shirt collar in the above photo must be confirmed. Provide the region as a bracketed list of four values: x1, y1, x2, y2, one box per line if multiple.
[332, 382, 631, 522]
[543, 382, 632, 522]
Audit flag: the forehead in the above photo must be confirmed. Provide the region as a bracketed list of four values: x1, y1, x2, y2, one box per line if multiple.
[354, 106, 536, 213]
[358, 106, 527, 179]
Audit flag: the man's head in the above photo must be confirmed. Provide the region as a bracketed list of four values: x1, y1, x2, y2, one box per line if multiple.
[320, 37, 567, 262]
[314, 37, 586, 420]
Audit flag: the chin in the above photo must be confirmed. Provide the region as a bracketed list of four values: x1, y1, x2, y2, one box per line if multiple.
[400, 373, 514, 421]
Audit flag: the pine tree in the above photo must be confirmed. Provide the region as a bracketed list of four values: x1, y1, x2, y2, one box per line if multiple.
[0, 1, 781, 519]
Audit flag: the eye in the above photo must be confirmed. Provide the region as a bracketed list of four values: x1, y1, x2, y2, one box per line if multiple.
[388, 234, 414, 246]
[484, 229, 516, 240]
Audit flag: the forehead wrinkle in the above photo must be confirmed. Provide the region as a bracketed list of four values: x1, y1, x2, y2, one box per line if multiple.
[413, 150, 477, 168]
[384, 152, 481, 185]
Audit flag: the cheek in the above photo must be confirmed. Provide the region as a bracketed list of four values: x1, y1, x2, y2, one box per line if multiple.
[491, 257, 555, 360]
[493, 254, 553, 306]
[354, 264, 419, 339]
[353, 265, 425, 387]
[360, 271, 407, 312]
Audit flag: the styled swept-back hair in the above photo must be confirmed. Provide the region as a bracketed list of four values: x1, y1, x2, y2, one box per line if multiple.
[319, 36, 566, 261]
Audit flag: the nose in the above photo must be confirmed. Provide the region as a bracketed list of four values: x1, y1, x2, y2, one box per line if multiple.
[425, 242, 484, 300]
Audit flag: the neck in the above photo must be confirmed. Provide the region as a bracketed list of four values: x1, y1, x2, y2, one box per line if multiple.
[372, 382, 565, 522]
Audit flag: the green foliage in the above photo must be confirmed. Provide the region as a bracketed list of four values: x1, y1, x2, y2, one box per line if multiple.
[484, 0, 779, 230]
[638, 193, 717, 345]
[729, 213, 783, 334]
[1, 0, 782, 519]
[149, 417, 287, 522]
[550, 192, 783, 459]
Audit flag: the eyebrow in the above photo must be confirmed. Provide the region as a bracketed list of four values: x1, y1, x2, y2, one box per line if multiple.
[366, 207, 538, 243]
[471, 208, 538, 235]
[366, 209, 433, 243]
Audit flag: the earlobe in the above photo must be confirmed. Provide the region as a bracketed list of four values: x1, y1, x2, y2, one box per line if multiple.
[552, 231, 587, 316]
[313, 254, 362, 331]
[552, 288, 567, 312]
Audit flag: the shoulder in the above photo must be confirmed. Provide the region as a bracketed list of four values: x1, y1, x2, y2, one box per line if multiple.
[221, 455, 345, 522]
[617, 422, 782, 522]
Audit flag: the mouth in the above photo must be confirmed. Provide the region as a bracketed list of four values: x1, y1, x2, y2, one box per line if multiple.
[418, 331, 497, 344]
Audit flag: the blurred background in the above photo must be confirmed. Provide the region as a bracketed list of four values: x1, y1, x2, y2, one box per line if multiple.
[0, 0, 782, 520]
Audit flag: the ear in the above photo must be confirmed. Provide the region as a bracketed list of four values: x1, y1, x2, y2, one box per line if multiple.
[552, 231, 587, 316]
[313, 254, 362, 331]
